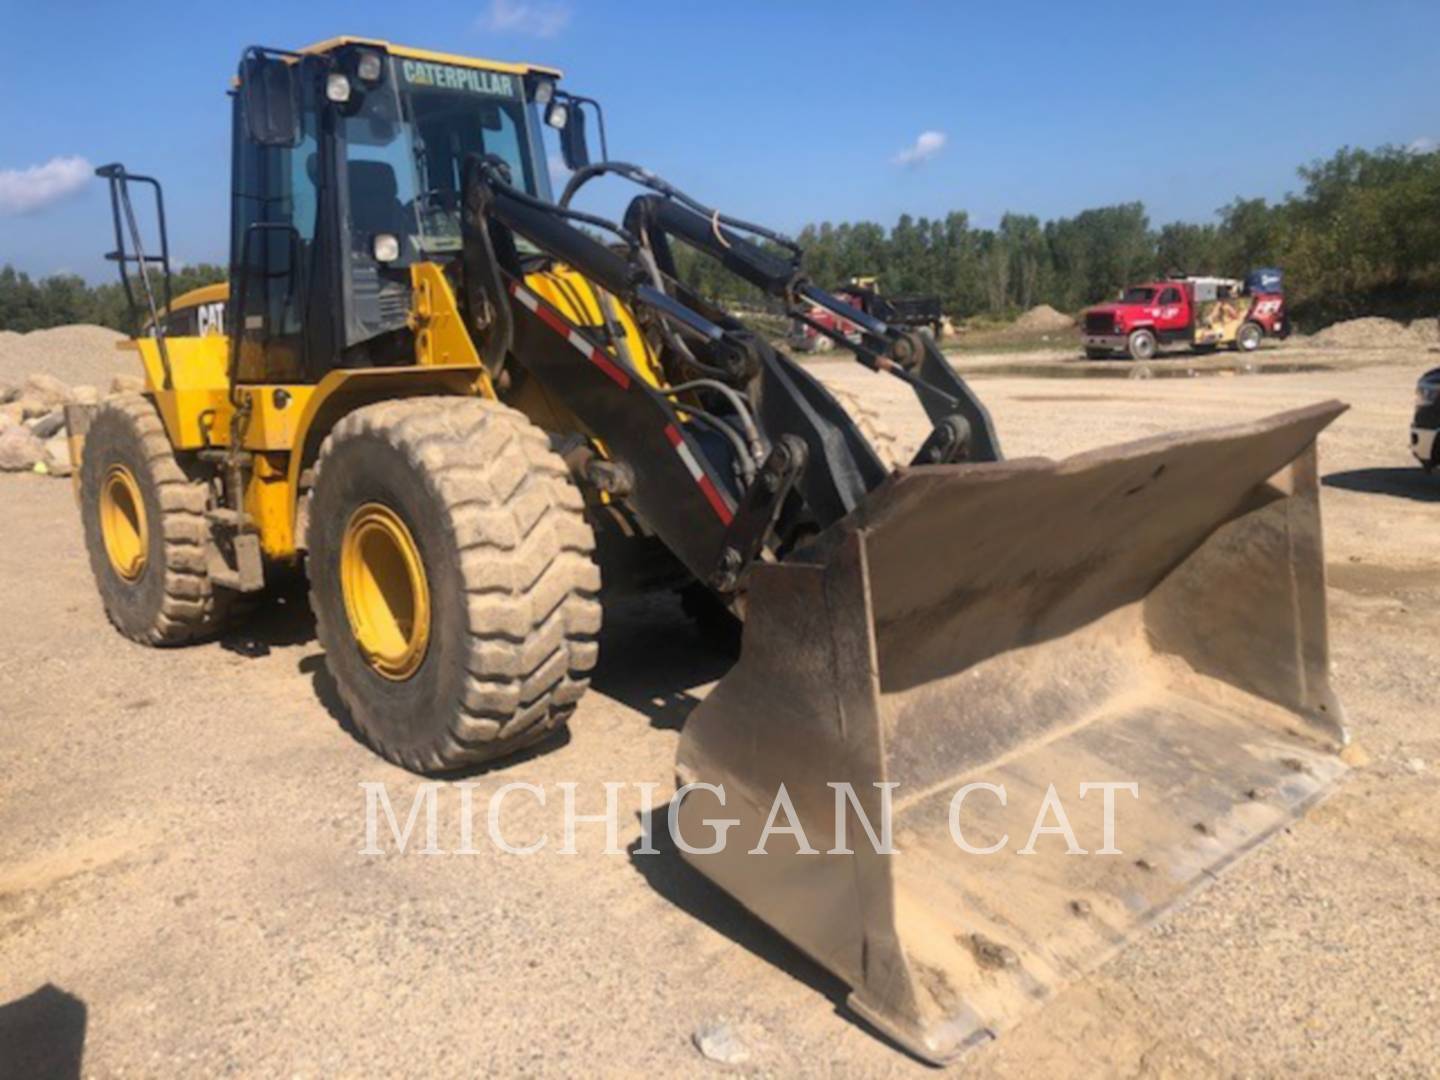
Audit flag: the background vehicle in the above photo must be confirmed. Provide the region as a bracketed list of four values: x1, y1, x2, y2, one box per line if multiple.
[1412, 367, 1440, 470]
[71, 38, 1348, 1063]
[1083, 270, 1288, 359]
[788, 275, 944, 350]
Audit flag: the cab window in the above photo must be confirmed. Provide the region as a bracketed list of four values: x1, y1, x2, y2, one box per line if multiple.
[340, 71, 420, 346]
[1158, 287, 1182, 305]
[394, 60, 537, 254]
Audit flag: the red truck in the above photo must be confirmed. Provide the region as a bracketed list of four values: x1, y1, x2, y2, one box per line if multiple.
[1082, 271, 1288, 360]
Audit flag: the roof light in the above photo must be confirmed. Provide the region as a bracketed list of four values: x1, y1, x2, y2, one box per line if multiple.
[356, 51, 383, 83]
[533, 79, 555, 106]
[325, 72, 352, 103]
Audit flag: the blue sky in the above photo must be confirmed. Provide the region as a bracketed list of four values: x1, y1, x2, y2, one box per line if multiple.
[2, 0, 1437, 281]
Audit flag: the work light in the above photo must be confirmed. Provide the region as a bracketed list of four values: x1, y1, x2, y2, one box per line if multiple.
[372, 234, 400, 263]
[356, 51, 383, 83]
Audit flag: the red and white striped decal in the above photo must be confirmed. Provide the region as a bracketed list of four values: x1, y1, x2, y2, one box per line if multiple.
[665, 424, 734, 525]
[510, 282, 632, 390]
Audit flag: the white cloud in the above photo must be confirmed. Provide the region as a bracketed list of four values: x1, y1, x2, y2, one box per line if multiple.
[476, 0, 571, 38]
[893, 130, 946, 167]
[1406, 135, 1438, 155]
[0, 156, 92, 216]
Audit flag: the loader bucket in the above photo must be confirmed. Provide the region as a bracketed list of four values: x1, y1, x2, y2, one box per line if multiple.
[674, 401, 1349, 1064]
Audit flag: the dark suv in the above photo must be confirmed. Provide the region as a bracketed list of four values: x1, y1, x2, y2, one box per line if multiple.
[1412, 367, 1440, 472]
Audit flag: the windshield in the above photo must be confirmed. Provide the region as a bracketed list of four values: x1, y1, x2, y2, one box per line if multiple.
[394, 58, 550, 254]
[1121, 286, 1157, 303]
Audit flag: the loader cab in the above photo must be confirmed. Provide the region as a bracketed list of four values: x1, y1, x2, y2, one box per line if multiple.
[230, 40, 561, 383]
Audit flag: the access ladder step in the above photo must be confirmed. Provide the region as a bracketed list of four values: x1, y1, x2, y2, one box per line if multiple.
[207, 532, 265, 594]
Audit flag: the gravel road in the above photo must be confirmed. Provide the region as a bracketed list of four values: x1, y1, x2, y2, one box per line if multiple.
[2, 344, 1437, 1077]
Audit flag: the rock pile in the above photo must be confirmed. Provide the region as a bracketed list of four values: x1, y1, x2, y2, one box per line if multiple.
[0, 324, 144, 479]
[0, 371, 144, 478]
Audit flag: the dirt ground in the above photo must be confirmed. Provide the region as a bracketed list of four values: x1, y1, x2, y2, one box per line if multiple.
[2, 341, 1437, 1077]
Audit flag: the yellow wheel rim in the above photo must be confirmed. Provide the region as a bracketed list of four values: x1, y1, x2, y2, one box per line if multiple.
[341, 503, 432, 681]
[100, 464, 149, 582]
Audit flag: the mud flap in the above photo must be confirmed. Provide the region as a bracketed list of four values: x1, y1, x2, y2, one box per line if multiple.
[674, 401, 1348, 1063]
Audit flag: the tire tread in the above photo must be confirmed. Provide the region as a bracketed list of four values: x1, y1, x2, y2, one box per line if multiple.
[309, 397, 600, 773]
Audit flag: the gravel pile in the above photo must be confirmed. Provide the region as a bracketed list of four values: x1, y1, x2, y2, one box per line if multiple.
[1012, 304, 1075, 333]
[1310, 316, 1438, 349]
[0, 324, 131, 387]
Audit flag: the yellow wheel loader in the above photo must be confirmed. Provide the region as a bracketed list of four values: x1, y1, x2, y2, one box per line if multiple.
[75, 37, 1351, 1063]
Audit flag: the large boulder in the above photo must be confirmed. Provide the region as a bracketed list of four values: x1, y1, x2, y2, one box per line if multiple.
[43, 435, 74, 477]
[0, 427, 47, 472]
[0, 377, 19, 405]
[0, 402, 25, 426]
[72, 384, 100, 406]
[23, 373, 75, 410]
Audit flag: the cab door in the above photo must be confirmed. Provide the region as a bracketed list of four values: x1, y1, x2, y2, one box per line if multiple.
[230, 56, 334, 383]
[1154, 285, 1188, 337]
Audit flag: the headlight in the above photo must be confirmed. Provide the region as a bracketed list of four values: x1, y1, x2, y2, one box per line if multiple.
[372, 233, 400, 263]
[326, 72, 352, 103]
[1418, 384, 1440, 406]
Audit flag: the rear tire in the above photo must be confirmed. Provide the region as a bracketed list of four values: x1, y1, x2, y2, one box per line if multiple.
[1235, 321, 1263, 353]
[307, 397, 601, 774]
[79, 394, 229, 645]
[1127, 328, 1158, 361]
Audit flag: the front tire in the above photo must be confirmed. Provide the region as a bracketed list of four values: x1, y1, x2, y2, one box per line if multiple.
[1127, 328, 1158, 361]
[307, 397, 601, 774]
[79, 394, 229, 645]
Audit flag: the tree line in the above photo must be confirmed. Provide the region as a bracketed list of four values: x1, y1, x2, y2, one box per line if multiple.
[675, 144, 1439, 331]
[0, 263, 228, 336]
[2, 144, 1435, 336]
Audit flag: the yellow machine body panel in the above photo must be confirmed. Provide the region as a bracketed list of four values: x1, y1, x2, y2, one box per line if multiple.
[409, 263, 496, 395]
[512, 265, 667, 443]
[164, 281, 229, 315]
[524, 266, 664, 387]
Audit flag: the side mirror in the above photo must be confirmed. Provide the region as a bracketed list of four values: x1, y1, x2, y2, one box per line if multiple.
[242, 54, 301, 148]
[548, 100, 591, 171]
